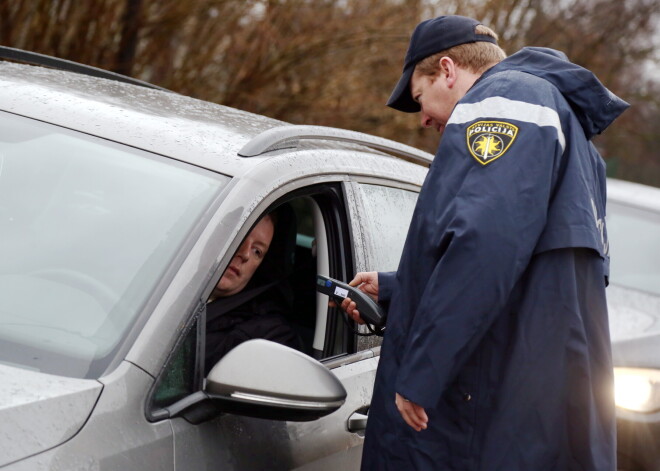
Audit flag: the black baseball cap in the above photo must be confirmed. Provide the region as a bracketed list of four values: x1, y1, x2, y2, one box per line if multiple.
[387, 15, 497, 113]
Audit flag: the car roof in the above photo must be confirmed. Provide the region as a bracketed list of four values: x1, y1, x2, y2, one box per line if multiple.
[0, 60, 430, 184]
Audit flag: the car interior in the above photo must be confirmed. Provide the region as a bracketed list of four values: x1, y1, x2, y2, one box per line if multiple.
[149, 183, 360, 416]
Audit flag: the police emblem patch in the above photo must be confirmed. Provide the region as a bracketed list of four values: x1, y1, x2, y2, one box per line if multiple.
[466, 121, 518, 165]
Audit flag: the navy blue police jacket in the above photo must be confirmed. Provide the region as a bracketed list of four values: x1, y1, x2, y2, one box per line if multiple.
[360, 47, 629, 471]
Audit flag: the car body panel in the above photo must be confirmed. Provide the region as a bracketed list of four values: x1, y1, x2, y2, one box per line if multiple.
[0, 365, 102, 467]
[2, 362, 173, 470]
[169, 353, 378, 470]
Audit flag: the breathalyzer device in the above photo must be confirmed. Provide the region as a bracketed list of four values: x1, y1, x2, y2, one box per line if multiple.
[315, 275, 386, 328]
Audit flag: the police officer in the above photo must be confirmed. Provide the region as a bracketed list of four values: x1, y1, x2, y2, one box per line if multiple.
[342, 15, 628, 471]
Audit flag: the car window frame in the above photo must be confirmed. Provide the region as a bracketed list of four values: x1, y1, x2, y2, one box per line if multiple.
[343, 177, 421, 352]
[147, 179, 370, 418]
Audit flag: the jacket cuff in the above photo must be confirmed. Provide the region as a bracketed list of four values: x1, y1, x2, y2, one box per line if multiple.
[378, 271, 396, 303]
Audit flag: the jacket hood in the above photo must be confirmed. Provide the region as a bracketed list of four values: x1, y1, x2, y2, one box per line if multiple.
[484, 47, 629, 139]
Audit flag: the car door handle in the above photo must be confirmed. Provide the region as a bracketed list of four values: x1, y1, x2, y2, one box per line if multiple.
[347, 411, 368, 433]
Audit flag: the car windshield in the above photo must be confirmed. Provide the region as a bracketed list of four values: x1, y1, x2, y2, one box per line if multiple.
[0, 112, 228, 378]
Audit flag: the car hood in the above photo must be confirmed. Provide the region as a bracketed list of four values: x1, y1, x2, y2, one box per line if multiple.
[0, 363, 102, 466]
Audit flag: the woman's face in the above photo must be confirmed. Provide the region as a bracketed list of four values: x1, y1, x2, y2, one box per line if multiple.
[212, 215, 275, 298]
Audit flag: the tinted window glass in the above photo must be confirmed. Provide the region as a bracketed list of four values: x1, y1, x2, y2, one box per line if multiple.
[152, 316, 199, 409]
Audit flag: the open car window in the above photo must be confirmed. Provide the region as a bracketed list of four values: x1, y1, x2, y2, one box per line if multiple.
[150, 183, 360, 413]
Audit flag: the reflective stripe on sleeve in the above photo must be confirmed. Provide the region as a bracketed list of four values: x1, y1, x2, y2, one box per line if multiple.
[448, 96, 566, 152]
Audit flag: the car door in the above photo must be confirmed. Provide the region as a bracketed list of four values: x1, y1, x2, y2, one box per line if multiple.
[145, 180, 396, 470]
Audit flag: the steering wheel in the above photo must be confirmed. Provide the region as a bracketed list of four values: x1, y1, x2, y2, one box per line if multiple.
[27, 268, 119, 313]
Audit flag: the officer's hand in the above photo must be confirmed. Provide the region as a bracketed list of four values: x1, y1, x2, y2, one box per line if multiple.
[349, 271, 379, 301]
[339, 296, 364, 324]
[329, 296, 365, 324]
[329, 272, 379, 324]
[395, 392, 428, 432]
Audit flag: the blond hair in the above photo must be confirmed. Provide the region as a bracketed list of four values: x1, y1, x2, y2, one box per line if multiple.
[415, 25, 506, 77]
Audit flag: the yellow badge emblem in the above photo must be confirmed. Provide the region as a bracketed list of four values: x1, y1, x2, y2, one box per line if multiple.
[466, 121, 518, 165]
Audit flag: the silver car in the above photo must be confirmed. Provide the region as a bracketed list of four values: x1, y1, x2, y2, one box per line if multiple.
[0, 53, 429, 470]
[607, 179, 660, 471]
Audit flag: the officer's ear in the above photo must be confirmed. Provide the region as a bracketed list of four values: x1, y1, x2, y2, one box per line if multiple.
[438, 56, 458, 87]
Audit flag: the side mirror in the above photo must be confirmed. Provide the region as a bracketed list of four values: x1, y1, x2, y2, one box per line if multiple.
[165, 339, 346, 424]
[205, 339, 347, 421]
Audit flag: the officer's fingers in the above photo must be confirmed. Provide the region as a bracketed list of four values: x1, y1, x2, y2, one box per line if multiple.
[350, 310, 365, 324]
[348, 273, 378, 301]
[397, 402, 425, 432]
[405, 405, 427, 431]
[360, 287, 378, 302]
[348, 273, 365, 287]
[337, 298, 361, 323]
[401, 415, 417, 431]
[343, 300, 364, 324]
[340, 297, 352, 312]
[410, 404, 429, 429]
[400, 410, 419, 431]
[348, 271, 376, 287]
[395, 394, 427, 431]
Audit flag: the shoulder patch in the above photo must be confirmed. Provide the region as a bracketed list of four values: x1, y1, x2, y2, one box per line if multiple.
[466, 120, 518, 165]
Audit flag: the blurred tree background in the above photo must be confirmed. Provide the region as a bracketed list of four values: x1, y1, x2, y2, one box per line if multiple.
[1, 0, 658, 185]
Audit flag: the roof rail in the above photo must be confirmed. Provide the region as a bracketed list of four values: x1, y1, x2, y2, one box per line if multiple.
[0, 45, 170, 92]
[238, 125, 433, 166]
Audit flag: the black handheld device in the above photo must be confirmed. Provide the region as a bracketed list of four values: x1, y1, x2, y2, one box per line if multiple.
[315, 275, 386, 328]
